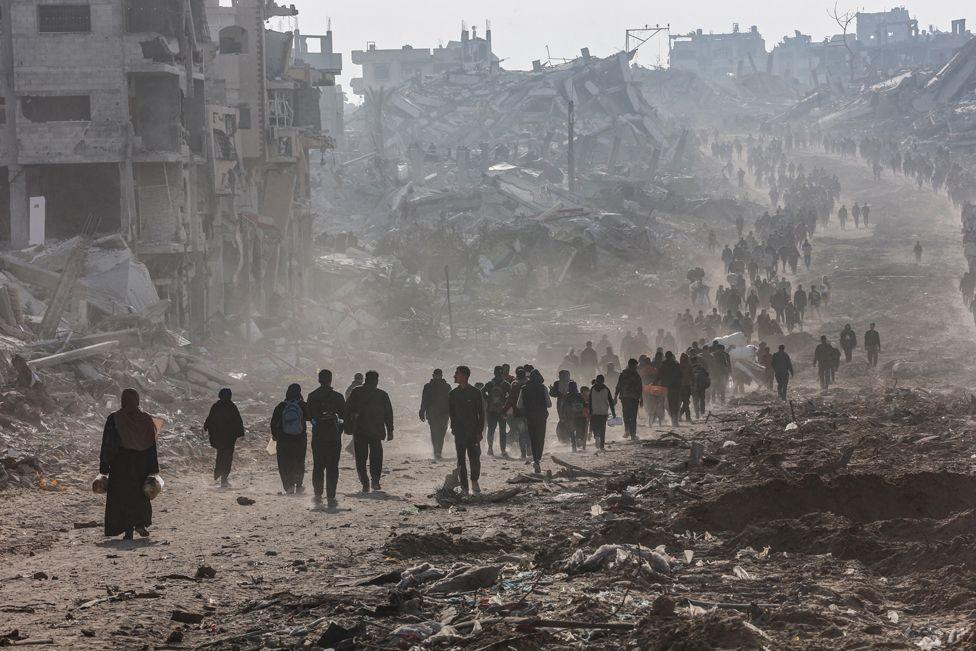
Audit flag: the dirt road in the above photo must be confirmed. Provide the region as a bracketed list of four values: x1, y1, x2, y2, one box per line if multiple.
[2, 149, 975, 649]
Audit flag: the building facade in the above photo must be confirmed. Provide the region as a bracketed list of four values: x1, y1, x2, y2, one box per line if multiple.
[0, 0, 337, 335]
[350, 25, 498, 96]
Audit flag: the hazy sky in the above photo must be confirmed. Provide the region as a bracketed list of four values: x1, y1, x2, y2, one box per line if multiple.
[284, 1, 972, 76]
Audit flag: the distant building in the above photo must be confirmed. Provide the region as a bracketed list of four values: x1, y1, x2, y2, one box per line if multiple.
[294, 29, 345, 147]
[856, 7, 916, 48]
[770, 31, 819, 86]
[669, 25, 768, 79]
[351, 24, 499, 96]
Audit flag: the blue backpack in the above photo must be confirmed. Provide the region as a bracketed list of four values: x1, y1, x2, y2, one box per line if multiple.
[281, 400, 304, 435]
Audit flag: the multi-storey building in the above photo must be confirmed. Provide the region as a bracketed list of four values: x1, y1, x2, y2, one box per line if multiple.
[0, 0, 337, 335]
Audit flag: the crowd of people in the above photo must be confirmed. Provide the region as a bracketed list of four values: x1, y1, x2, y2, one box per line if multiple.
[95, 130, 907, 541]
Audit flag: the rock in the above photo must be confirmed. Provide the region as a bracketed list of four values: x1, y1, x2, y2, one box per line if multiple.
[427, 564, 501, 594]
[81, 629, 96, 638]
[171, 610, 205, 624]
[653, 594, 676, 617]
[195, 565, 217, 579]
[32, 571, 48, 580]
[236, 496, 255, 506]
[165, 629, 184, 644]
[317, 622, 364, 648]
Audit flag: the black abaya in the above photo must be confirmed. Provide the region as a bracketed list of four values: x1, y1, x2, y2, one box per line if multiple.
[100, 414, 159, 537]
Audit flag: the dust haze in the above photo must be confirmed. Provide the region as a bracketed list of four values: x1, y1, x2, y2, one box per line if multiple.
[1, 0, 976, 649]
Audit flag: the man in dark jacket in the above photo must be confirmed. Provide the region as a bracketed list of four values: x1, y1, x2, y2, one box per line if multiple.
[482, 366, 511, 457]
[270, 383, 308, 494]
[579, 341, 598, 383]
[771, 345, 795, 400]
[813, 336, 834, 392]
[345, 371, 394, 493]
[419, 369, 451, 460]
[614, 359, 642, 440]
[656, 351, 683, 427]
[840, 324, 857, 363]
[449, 366, 486, 494]
[517, 369, 551, 474]
[307, 370, 345, 508]
[204, 388, 244, 488]
[864, 323, 882, 367]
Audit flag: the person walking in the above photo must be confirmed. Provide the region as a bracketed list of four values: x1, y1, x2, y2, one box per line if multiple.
[483, 366, 511, 457]
[448, 366, 486, 495]
[579, 341, 598, 384]
[307, 370, 345, 508]
[679, 353, 694, 423]
[588, 374, 615, 450]
[345, 371, 394, 493]
[517, 369, 552, 474]
[657, 351, 683, 427]
[614, 359, 642, 441]
[813, 336, 834, 393]
[839, 324, 857, 363]
[508, 367, 529, 459]
[99, 389, 159, 540]
[914, 241, 923, 264]
[270, 384, 308, 494]
[419, 369, 451, 460]
[204, 388, 244, 488]
[771, 345, 794, 401]
[864, 323, 882, 367]
[690, 356, 710, 419]
[565, 382, 587, 452]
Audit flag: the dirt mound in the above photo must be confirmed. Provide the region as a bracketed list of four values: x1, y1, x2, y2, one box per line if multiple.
[679, 473, 976, 532]
[383, 531, 517, 559]
[647, 612, 766, 650]
[690, 474, 976, 576]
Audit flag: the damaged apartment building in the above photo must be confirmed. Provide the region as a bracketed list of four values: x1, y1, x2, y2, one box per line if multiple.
[0, 0, 339, 336]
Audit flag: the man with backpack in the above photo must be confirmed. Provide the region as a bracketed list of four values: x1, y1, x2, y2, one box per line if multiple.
[270, 383, 309, 494]
[614, 359, 642, 441]
[449, 366, 486, 494]
[345, 371, 394, 493]
[307, 370, 345, 508]
[419, 369, 451, 460]
[482, 367, 511, 457]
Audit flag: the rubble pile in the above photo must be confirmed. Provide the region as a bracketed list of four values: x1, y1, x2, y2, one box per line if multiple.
[116, 384, 976, 650]
[367, 51, 667, 169]
[636, 66, 802, 128]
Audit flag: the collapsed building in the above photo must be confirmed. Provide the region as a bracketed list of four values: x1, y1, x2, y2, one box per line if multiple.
[0, 0, 340, 336]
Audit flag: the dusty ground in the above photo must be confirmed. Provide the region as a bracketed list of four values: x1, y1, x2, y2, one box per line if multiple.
[2, 150, 975, 650]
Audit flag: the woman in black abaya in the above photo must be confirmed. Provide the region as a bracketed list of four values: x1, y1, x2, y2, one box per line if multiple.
[100, 388, 159, 539]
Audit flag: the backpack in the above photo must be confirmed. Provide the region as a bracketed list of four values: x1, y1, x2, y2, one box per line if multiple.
[486, 383, 507, 413]
[281, 400, 304, 436]
[567, 394, 586, 418]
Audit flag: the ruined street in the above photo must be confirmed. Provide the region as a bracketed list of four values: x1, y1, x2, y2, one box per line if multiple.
[2, 148, 976, 649]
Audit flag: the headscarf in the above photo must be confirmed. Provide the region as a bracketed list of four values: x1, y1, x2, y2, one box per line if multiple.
[285, 383, 302, 401]
[529, 369, 544, 384]
[113, 389, 158, 451]
[219, 387, 232, 401]
[558, 369, 570, 394]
